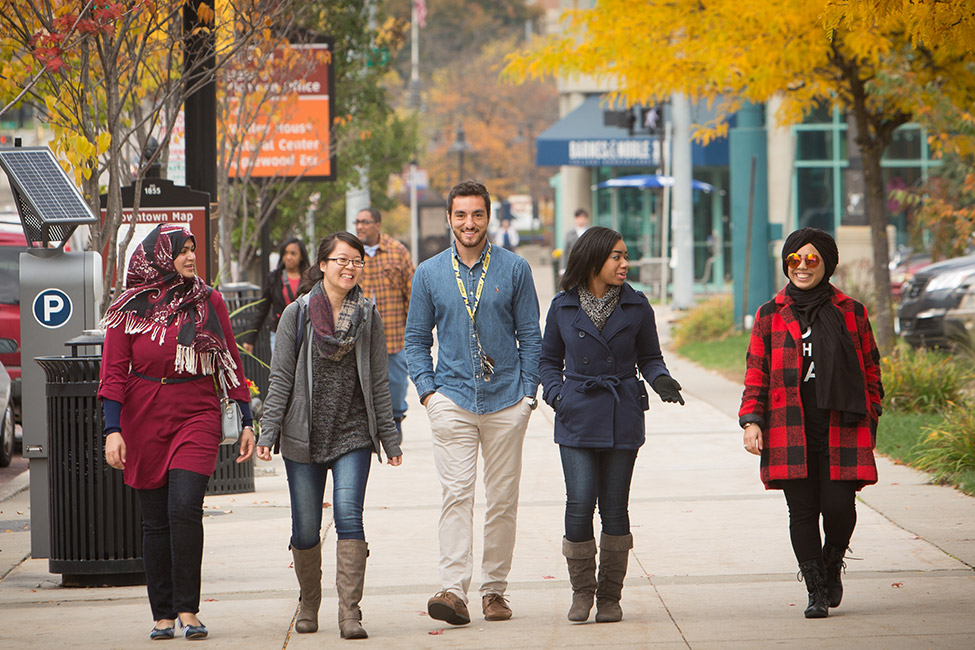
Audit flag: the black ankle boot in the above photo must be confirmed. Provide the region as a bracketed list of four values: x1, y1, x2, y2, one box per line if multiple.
[798, 560, 829, 619]
[822, 545, 846, 608]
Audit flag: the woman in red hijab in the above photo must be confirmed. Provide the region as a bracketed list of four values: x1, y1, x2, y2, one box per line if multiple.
[98, 224, 254, 639]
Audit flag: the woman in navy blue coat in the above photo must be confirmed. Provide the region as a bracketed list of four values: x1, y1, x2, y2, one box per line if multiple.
[539, 226, 684, 624]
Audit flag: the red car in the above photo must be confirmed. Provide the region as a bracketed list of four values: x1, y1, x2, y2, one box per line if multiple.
[0, 223, 27, 422]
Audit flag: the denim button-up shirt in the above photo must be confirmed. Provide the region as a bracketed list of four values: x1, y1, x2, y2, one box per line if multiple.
[405, 242, 541, 415]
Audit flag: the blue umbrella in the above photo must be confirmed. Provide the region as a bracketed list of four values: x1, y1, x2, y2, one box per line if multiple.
[596, 173, 715, 193]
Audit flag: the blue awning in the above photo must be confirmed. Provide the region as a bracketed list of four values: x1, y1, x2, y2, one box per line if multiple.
[596, 173, 716, 193]
[536, 95, 660, 167]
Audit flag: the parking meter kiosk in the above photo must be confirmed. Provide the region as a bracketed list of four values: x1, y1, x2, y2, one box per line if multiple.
[0, 146, 101, 558]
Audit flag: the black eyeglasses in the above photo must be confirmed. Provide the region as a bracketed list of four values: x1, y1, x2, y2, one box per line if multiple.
[327, 256, 365, 268]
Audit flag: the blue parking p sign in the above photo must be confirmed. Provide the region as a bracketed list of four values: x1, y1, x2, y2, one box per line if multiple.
[33, 288, 73, 329]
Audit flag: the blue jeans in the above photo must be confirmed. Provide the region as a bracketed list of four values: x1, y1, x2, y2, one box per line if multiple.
[285, 448, 371, 548]
[137, 469, 211, 621]
[560, 445, 638, 542]
[388, 349, 409, 422]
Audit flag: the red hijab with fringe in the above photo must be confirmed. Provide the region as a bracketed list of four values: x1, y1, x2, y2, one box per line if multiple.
[101, 224, 238, 387]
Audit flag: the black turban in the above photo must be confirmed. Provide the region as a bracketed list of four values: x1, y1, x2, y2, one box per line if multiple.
[781, 227, 839, 280]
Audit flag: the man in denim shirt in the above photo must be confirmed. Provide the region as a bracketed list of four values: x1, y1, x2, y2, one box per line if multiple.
[406, 179, 541, 626]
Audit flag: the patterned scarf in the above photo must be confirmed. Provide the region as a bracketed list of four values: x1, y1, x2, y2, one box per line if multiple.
[307, 281, 368, 361]
[101, 224, 238, 387]
[578, 284, 621, 331]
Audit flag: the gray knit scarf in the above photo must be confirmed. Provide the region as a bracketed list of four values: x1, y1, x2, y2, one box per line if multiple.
[578, 284, 621, 331]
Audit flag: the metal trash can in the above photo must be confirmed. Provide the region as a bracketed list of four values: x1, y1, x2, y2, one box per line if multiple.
[36, 332, 145, 587]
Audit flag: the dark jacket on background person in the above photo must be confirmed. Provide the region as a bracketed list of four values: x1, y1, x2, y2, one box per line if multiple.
[738, 285, 883, 489]
[241, 269, 295, 346]
[539, 283, 671, 449]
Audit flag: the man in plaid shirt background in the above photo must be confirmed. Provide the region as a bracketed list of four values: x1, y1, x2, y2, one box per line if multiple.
[356, 207, 415, 434]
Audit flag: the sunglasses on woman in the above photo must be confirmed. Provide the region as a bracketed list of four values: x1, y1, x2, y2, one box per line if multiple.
[786, 252, 821, 269]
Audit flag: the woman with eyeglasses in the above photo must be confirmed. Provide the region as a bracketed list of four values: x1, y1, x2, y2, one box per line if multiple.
[739, 227, 883, 619]
[539, 226, 684, 624]
[257, 232, 403, 639]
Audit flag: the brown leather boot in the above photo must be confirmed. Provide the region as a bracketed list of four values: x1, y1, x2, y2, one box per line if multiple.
[563, 537, 597, 622]
[595, 532, 633, 623]
[336, 539, 369, 639]
[291, 542, 322, 634]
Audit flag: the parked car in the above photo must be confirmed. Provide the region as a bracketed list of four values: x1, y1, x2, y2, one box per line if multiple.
[0, 361, 14, 467]
[897, 254, 975, 351]
[889, 247, 932, 302]
[0, 217, 26, 421]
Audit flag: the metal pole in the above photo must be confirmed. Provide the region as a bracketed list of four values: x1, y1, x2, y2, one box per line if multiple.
[661, 120, 672, 306]
[671, 93, 694, 310]
[409, 1, 420, 262]
[743, 155, 757, 327]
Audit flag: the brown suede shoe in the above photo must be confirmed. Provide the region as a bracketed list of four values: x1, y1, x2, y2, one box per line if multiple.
[482, 593, 512, 621]
[427, 591, 471, 626]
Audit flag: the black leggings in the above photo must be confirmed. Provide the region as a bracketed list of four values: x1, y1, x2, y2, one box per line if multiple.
[781, 447, 858, 564]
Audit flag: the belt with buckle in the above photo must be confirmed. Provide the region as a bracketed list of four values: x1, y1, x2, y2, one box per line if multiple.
[132, 370, 208, 385]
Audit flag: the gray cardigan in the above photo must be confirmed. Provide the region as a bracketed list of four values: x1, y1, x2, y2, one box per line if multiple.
[257, 293, 402, 463]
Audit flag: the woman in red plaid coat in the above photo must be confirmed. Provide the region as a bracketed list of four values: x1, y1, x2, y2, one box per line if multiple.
[739, 228, 883, 619]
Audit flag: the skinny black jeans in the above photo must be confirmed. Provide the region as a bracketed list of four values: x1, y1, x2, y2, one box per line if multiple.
[136, 468, 211, 621]
[781, 446, 857, 564]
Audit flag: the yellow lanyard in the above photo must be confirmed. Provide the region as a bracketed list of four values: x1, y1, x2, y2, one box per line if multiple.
[451, 244, 492, 324]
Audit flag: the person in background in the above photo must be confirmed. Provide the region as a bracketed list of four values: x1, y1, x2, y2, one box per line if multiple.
[257, 231, 402, 640]
[405, 179, 540, 626]
[539, 226, 684, 624]
[242, 237, 311, 354]
[562, 208, 590, 267]
[99, 223, 254, 641]
[739, 227, 883, 619]
[355, 207, 414, 435]
[494, 216, 519, 252]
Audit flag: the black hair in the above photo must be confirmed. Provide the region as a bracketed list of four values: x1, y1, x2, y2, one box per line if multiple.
[275, 237, 311, 274]
[296, 231, 365, 296]
[446, 179, 491, 217]
[560, 226, 625, 292]
[574, 208, 589, 219]
[359, 207, 382, 223]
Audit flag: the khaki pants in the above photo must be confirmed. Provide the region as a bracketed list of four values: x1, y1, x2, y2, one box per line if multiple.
[425, 393, 532, 603]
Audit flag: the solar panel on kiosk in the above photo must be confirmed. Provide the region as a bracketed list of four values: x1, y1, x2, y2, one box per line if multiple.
[0, 147, 96, 247]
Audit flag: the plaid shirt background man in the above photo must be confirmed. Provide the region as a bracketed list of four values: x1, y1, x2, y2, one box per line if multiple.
[356, 207, 415, 432]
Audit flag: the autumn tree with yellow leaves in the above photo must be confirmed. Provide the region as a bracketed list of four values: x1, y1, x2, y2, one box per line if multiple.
[0, 0, 298, 307]
[505, 0, 975, 355]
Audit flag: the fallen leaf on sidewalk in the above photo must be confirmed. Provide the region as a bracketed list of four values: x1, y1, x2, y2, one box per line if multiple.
[428, 629, 444, 635]
[891, 582, 903, 588]
[17, 511, 23, 515]
[542, 575, 556, 579]
[323, 502, 332, 508]
[205, 598, 217, 602]
[418, 611, 428, 616]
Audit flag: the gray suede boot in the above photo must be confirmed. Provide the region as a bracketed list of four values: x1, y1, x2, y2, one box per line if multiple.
[336, 539, 369, 639]
[291, 542, 323, 633]
[595, 532, 633, 623]
[563, 537, 597, 622]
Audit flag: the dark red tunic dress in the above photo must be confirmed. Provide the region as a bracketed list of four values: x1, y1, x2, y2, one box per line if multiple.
[98, 290, 249, 490]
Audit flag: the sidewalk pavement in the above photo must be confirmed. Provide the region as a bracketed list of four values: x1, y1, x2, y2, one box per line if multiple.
[1, 250, 973, 649]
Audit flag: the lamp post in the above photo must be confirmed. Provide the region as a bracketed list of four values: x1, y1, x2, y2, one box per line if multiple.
[448, 124, 471, 183]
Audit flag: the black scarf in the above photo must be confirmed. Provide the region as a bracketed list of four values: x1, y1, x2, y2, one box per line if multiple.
[782, 228, 866, 424]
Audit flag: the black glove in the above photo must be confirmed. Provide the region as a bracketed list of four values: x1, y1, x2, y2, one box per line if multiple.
[652, 375, 685, 405]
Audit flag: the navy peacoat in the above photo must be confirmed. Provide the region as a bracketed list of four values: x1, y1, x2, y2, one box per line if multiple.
[539, 283, 672, 449]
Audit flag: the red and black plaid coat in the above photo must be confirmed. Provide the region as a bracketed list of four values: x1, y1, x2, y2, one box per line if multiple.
[739, 285, 883, 490]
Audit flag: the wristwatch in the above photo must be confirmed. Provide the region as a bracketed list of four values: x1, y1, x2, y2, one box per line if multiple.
[527, 397, 538, 410]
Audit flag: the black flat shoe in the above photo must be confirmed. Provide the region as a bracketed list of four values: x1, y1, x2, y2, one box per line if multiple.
[177, 617, 208, 640]
[149, 625, 175, 640]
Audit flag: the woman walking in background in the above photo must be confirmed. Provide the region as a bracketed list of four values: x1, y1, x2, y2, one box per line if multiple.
[538, 226, 684, 623]
[99, 224, 254, 640]
[241, 237, 311, 354]
[256, 232, 402, 640]
[739, 227, 883, 618]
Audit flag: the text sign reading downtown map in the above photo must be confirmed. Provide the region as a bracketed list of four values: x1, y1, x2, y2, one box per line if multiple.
[227, 42, 334, 181]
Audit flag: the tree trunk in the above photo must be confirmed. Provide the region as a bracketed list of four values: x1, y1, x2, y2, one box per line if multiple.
[859, 140, 895, 356]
